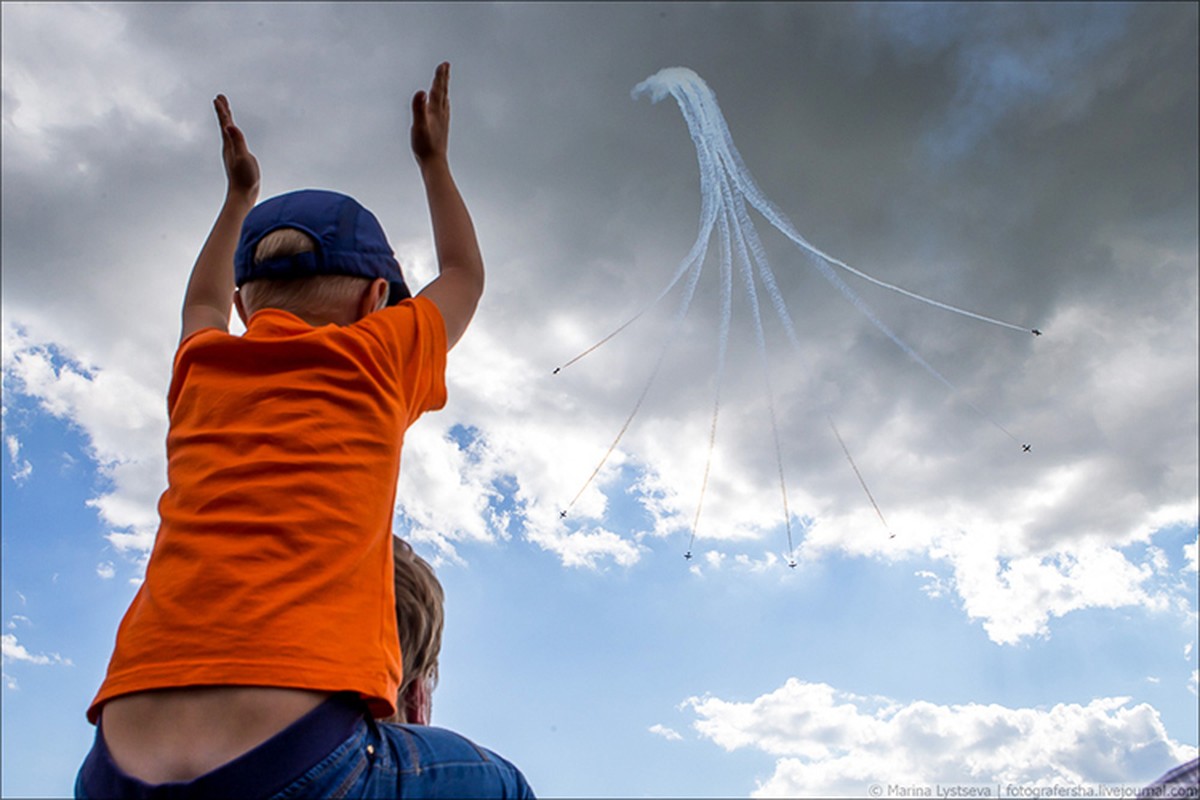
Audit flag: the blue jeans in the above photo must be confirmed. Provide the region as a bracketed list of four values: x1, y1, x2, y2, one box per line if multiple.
[76, 694, 535, 798]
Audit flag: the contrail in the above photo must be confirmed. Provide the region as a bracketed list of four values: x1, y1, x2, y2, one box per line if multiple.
[562, 246, 707, 515]
[827, 416, 893, 538]
[634, 66, 1028, 447]
[723, 172, 796, 565]
[559, 67, 1037, 561]
[685, 164, 734, 560]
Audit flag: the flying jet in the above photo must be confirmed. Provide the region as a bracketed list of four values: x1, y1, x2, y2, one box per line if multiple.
[684, 551, 693, 561]
[559, 510, 568, 519]
[1022, 444, 1032, 453]
[787, 560, 797, 569]
[1031, 329, 1042, 336]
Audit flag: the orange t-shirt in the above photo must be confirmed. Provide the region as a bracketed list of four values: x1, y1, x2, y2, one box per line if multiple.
[88, 297, 447, 722]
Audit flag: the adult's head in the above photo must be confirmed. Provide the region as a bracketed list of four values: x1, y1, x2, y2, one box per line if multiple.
[388, 536, 444, 725]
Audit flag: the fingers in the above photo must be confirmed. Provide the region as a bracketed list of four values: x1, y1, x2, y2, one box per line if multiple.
[214, 95, 239, 152]
[214, 95, 254, 156]
[429, 62, 449, 108]
[213, 94, 232, 129]
[411, 63, 448, 124]
[226, 124, 247, 151]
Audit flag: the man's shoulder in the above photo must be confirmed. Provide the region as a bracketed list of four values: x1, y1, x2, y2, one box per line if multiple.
[377, 724, 533, 795]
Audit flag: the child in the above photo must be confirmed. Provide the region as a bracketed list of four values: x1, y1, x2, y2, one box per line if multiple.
[76, 63, 530, 797]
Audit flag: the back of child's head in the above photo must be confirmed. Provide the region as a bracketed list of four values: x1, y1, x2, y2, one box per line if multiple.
[238, 228, 375, 320]
[234, 189, 411, 321]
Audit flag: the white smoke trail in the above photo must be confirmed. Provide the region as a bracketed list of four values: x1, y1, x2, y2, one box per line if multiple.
[563, 247, 709, 513]
[636, 67, 1035, 335]
[637, 66, 1024, 446]
[721, 169, 797, 563]
[686, 147, 735, 556]
[554, 79, 721, 374]
[564, 66, 1035, 539]
[827, 415, 893, 538]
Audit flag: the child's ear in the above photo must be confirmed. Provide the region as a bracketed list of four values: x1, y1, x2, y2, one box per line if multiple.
[233, 289, 250, 326]
[358, 278, 390, 319]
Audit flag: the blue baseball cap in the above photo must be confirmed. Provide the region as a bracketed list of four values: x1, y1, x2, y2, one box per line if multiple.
[235, 189, 411, 305]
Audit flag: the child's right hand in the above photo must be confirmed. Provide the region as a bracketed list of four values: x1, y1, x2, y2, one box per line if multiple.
[213, 94, 260, 203]
[411, 62, 451, 165]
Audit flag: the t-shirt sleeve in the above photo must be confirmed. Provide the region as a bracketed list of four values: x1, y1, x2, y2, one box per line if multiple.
[166, 327, 230, 416]
[356, 296, 448, 425]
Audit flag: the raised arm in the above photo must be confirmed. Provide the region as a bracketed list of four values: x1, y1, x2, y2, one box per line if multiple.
[411, 62, 484, 351]
[180, 95, 261, 344]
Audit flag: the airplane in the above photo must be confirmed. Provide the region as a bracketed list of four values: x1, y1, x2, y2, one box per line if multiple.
[1031, 329, 1042, 336]
[559, 510, 567, 519]
[787, 560, 797, 569]
[552, 367, 561, 374]
[684, 551, 693, 561]
[1022, 444, 1032, 453]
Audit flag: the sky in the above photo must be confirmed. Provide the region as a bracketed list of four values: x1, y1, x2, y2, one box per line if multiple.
[1, 2, 1197, 797]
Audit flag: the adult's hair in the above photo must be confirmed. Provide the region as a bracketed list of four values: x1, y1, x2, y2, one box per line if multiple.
[238, 227, 373, 318]
[393, 536, 444, 706]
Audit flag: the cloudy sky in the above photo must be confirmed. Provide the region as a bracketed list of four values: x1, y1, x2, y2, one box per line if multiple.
[2, 2, 1197, 797]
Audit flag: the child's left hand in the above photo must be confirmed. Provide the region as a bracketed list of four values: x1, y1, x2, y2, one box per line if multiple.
[213, 94, 260, 202]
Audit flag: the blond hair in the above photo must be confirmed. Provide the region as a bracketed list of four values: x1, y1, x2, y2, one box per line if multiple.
[238, 228, 373, 319]
[393, 537, 444, 705]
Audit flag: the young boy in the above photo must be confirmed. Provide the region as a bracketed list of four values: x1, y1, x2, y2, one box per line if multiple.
[76, 63, 530, 797]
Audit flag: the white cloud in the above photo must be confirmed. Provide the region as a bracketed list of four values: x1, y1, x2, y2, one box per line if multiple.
[4, 305, 1192, 638]
[2, 322, 167, 556]
[1184, 536, 1198, 574]
[649, 723, 683, 742]
[4, 433, 32, 483]
[927, 531, 1175, 645]
[685, 678, 1198, 797]
[1, 633, 72, 667]
[686, 549, 789, 576]
[915, 569, 950, 600]
[1146, 546, 1169, 575]
[6, 615, 31, 630]
[528, 525, 643, 570]
[2, 671, 16, 691]
[2, 3, 197, 165]
[96, 562, 116, 580]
